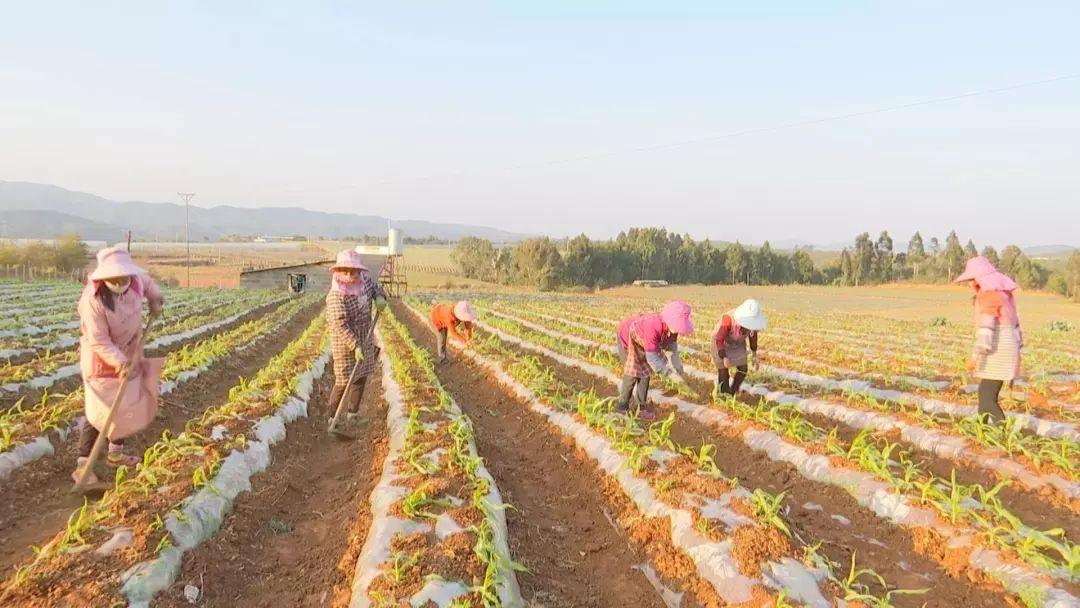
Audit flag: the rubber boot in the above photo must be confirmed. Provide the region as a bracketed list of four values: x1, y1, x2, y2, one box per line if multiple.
[616, 377, 636, 412]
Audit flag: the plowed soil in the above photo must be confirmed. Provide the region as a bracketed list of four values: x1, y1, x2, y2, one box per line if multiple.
[155, 371, 387, 607]
[396, 303, 670, 608]
[0, 300, 322, 575]
[479, 324, 1010, 608]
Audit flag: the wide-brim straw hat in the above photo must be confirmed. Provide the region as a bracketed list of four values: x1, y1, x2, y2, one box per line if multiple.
[732, 298, 767, 331]
[88, 246, 145, 281]
[661, 300, 694, 335]
[330, 249, 368, 272]
[453, 300, 477, 322]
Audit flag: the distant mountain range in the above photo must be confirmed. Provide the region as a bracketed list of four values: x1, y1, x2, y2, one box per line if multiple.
[0, 181, 532, 242]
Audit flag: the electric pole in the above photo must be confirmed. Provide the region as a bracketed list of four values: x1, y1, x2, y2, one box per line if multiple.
[178, 192, 195, 287]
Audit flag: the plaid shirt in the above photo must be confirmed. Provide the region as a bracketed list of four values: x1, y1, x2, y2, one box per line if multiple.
[326, 276, 385, 384]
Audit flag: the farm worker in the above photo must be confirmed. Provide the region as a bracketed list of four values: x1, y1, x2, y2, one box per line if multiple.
[615, 301, 693, 419]
[711, 299, 766, 395]
[429, 300, 477, 363]
[73, 246, 165, 484]
[325, 250, 387, 430]
[954, 256, 1022, 424]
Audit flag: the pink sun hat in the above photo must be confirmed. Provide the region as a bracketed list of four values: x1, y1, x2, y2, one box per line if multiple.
[330, 249, 368, 272]
[661, 300, 694, 335]
[453, 300, 478, 322]
[954, 256, 1018, 291]
[88, 246, 146, 281]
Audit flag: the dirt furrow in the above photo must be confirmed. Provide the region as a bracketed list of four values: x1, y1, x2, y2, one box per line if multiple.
[396, 303, 670, 608]
[0, 300, 323, 576]
[155, 370, 386, 607]
[475, 325, 1009, 607]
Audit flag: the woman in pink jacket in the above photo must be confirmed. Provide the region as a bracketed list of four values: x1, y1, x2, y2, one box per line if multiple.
[72, 247, 164, 484]
[614, 301, 693, 419]
[954, 256, 1022, 424]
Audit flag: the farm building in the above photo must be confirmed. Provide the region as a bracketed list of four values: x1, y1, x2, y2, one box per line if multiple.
[239, 228, 406, 295]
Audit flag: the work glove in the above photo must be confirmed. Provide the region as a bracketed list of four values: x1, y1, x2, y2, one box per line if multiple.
[749, 352, 758, 371]
[722, 357, 732, 369]
[374, 296, 387, 311]
[118, 359, 141, 378]
[355, 346, 364, 361]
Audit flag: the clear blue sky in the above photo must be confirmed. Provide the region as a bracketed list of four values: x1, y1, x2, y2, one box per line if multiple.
[2, 1, 1078, 246]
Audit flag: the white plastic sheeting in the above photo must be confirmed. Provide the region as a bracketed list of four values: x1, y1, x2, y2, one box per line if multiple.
[480, 315, 1080, 606]
[118, 347, 330, 607]
[0, 303, 304, 480]
[488, 308, 1080, 501]
[348, 327, 522, 608]
[410, 304, 834, 607]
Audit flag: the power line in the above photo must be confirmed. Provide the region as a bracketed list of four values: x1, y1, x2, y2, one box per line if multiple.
[270, 71, 1080, 195]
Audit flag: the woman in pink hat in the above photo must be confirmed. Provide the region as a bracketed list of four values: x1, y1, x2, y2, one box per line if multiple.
[954, 255, 1023, 423]
[73, 246, 165, 483]
[614, 300, 693, 419]
[325, 249, 387, 432]
[429, 300, 477, 363]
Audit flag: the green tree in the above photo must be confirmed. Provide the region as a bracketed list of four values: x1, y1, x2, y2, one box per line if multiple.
[726, 242, 747, 284]
[907, 232, 927, 280]
[512, 237, 563, 290]
[1046, 273, 1068, 296]
[1065, 250, 1080, 301]
[562, 234, 597, 287]
[791, 249, 817, 284]
[999, 245, 1023, 276]
[838, 249, 855, 286]
[852, 232, 874, 286]
[943, 231, 965, 281]
[875, 230, 894, 282]
[451, 237, 498, 282]
[981, 245, 1000, 268]
[964, 239, 978, 260]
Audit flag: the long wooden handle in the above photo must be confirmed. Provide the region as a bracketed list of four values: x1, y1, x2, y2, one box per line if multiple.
[73, 317, 155, 490]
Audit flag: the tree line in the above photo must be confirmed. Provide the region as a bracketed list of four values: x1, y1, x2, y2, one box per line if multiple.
[0, 234, 89, 276]
[451, 227, 1080, 301]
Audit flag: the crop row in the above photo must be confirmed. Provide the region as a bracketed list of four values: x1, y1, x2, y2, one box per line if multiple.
[489, 297, 1080, 440]
[348, 308, 521, 607]
[0, 291, 291, 395]
[403, 299, 927, 608]
[462, 301, 1079, 605]
[0, 314, 330, 606]
[0, 294, 318, 479]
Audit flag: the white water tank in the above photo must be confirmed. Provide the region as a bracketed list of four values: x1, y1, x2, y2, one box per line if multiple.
[387, 228, 404, 255]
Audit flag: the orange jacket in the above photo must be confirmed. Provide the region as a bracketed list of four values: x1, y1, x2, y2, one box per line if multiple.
[430, 303, 473, 343]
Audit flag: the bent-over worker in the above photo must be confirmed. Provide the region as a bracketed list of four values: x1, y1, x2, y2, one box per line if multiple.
[615, 301, 694, 420]
[430, 300, 477, 363]
[954, 256, 1023, 424]
[73, 246, 165, 484]
[325, 249, 387, 431]
[711, 298, 766, 395]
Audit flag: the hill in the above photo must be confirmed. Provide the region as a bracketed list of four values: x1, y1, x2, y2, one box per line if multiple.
[0, 181, 531, 242]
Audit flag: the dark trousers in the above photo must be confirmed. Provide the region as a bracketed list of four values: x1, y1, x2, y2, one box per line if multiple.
[718, 365, 748, 395]
[978, 379, 1006, 423]
[436, 328, 449, 360]
[616, 376, 650, 411]
[328, 375, 368, 417]
[78, 423, 123, 458]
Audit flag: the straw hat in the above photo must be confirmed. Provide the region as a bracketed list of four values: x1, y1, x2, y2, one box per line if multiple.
[330, 250, 368, 272]
[453, 300, 477, 322]
[660, 300, 694, 335]
[88, 246, 145, 281]
[732, 298, 766, 331]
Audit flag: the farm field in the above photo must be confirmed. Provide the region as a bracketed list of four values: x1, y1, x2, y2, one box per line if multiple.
[1, 280, 1078, 607]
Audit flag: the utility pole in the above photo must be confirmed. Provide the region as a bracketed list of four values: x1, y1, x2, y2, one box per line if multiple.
[178, 192, 195, 287]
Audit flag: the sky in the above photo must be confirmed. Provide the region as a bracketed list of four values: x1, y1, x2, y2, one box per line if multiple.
[1, 1, 1078, 246]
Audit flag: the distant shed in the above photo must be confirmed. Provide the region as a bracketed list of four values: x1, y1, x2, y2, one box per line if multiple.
[239, 260, 335, 293]
[238, 250, 395, 295]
